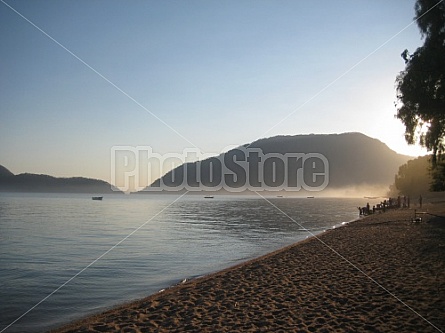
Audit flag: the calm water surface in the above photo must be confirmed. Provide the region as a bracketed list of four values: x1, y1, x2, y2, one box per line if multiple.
[0, 193, 366, 332]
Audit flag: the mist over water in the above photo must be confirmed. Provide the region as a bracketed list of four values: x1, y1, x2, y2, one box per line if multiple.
[0, 193, 366, 332]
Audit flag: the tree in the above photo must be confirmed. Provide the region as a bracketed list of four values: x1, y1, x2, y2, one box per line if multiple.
[396, 1, 445, 170]
[430, 159, 445, 190]
[388, 155, 432, 197]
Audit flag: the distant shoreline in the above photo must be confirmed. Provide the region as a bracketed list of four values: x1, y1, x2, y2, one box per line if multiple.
[52, 205, 445, 332]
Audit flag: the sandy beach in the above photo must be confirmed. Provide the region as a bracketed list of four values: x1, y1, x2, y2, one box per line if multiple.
[52, 204, 445, 333]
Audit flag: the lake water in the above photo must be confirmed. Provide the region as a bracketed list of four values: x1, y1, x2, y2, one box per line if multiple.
[0, 192, 366, 332]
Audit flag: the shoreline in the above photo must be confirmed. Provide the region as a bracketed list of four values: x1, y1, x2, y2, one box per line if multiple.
[51, 206, 445, 332]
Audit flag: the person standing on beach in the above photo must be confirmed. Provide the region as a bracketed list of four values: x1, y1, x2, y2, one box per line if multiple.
[419, 195, 423, 208]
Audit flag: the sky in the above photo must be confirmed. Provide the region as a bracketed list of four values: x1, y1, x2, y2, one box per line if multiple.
[0, 0, 429, 183]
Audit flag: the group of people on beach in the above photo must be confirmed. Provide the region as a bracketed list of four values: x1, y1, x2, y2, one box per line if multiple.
[358, 195, 423, 216]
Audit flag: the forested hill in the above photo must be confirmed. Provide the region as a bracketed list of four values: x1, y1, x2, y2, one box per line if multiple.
[0, 165, 119, 193]
[247, 133, 410, 188]
[143, 133, 411, 194]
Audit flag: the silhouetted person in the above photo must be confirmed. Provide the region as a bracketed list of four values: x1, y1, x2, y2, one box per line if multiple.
[407, 196, 410, 208]
[419, 195, 423, 209]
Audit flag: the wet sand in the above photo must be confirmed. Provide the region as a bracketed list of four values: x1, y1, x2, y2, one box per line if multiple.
[52, 206, 445, 332]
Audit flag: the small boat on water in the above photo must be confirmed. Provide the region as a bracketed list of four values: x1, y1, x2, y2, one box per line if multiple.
[92, 196, 103, 201]
[204, 196, 214, 199]
[307, 196, 315, 199]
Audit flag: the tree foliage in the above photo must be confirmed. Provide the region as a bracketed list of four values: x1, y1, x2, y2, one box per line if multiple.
[389, 155, 432, 197]
[396, 0, 445, 163]
[430, 159, 445, 190]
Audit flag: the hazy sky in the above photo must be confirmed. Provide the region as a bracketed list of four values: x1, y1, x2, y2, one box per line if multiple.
[0, 0, 428, 182]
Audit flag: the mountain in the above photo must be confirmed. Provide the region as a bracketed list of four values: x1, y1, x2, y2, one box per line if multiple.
[142, 133, 411, 195]
[247, 133, 410, 188]
[0, 165, 14, 177]
[0, 165, 119, 193]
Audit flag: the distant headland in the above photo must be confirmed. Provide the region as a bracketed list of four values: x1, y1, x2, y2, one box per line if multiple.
[139, 132, 412, 196]
[0, 165, 119, 193]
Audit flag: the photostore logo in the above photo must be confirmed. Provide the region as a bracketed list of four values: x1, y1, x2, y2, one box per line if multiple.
[111, 146, 329, 192]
